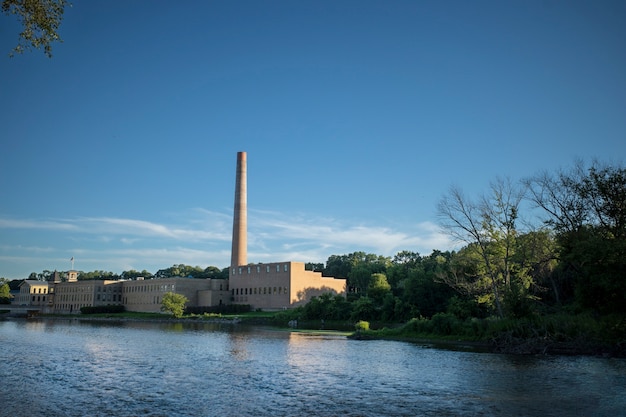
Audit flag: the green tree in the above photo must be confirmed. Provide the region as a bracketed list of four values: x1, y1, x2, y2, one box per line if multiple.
[386, 250, 422, 291]
[527, 161, 626, 314]
[2, 0, 68, 57]
[368, 273, 391, 302]
[301, 293, 351, 321]
[0, 282, 12, 304]
[161, 292, 188, 318]
[350, 296, 377, 322]
[438, 177, 527, 318]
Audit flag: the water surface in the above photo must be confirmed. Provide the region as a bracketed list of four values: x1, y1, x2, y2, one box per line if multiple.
[1, 319, 624, 416]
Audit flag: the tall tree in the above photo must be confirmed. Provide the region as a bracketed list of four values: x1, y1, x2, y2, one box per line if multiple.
[527, 161, 626, 313]
[2, 0, 68, 57]
[438, 178, 526, 318]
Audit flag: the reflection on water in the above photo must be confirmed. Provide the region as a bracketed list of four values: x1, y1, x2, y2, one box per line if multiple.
[1, 318, 625, 417]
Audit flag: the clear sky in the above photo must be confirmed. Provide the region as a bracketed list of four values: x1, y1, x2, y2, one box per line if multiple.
[1, 0, 624, 279]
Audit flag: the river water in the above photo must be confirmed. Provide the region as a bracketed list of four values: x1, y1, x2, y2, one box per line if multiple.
[1, 319, 624, 417]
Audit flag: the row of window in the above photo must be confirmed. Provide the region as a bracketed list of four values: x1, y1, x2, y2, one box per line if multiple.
[233, 264, 289, 275]
[122, 296, 162, 305]
[55, 293, 122, 302]
[232, 287, 288, 296]
[56, 285, 112, 293]
[124, 284, 175, 293]
[28, 288, 48, 294]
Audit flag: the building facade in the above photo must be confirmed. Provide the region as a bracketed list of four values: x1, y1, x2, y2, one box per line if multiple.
[230, 261, 345, 309]
[53, 279, 122, 314]
[122, 277, 229, 313]
[14, 280, 50, 308]
[14, 277, 229, 315]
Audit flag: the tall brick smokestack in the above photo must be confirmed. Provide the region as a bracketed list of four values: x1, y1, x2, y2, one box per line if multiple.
[231, 151, 247, 267]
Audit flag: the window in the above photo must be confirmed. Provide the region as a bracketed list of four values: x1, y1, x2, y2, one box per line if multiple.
[284, 264, 288, 272]
[256, 266, 260, 273]
[273, 287, 277, 294]
[247, 266, 251, 274]
[276, 265, 280, 272]
[238, 267, 242, 274]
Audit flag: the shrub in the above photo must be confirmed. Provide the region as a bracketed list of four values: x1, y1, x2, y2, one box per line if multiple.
[185, 304, 251, 315]
[430, 312, 460, 335]
[355, 320, 370, 331]
[80, 305, 125, 314]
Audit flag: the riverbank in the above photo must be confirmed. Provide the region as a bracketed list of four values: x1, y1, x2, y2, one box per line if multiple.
[349, 314, 626, 358]
[7, 310, 624, 357]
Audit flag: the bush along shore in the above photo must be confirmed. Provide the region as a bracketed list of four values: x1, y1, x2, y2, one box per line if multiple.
[346, 313, 626, 357]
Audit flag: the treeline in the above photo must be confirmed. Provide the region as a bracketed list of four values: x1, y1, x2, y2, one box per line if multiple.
[18, 264, 230, 283]
[296, 160, 626, 323]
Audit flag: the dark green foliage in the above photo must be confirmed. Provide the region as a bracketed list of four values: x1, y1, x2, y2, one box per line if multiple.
[323, 252, 390, 294]
[78, 270, 120, 281]
[527, 161, 626, 315]
[367, 273, 391, 301]
[80, 305, 125, 314]
[381, 294, 417, 322]
[430, 313, 460, 335]
[350, 296, 377, 322]
[300, 293, 351, 321]
[446, 295, 487, 320]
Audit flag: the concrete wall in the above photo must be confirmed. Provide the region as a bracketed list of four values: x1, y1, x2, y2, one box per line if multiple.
[122, 278, 221, 313]
[289, 262, 346, 307]
[53, 280, 122, 314]
[230, 262, 346, 310]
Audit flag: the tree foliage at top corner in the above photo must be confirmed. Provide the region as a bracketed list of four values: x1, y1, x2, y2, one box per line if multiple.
[2, 0, 68, 58]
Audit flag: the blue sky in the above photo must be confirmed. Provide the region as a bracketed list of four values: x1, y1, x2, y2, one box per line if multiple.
[1, 0, 624, 279]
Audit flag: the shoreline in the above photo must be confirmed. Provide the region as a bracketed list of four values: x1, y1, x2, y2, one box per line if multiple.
[5, 313, 624, 358]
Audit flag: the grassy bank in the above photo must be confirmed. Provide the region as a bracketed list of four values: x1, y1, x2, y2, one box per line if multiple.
[350, 312, 626, 357]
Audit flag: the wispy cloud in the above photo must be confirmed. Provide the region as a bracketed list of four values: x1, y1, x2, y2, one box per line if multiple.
[0, 209, 456, 278]
[0, 211, 233, 243]
[248, 209, 455, 259]
[0, 218, 78, 231]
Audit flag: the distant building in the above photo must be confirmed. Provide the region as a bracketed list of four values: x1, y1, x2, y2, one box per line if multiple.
[15, 151, 345, 314]
[122, 277, 229, 313]
[230, 261, 346, 309]
[14, 280, 50, 308]
[228, 152, 346, 310]
[53, 279, 122, 314]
